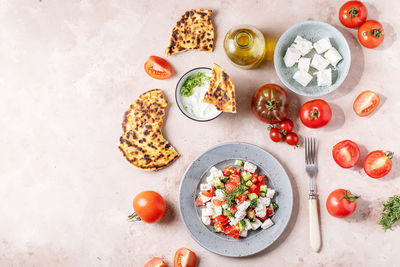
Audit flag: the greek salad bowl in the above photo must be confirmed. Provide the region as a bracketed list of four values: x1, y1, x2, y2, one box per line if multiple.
[175, 67, 222, 122]
[274, 21, 351, 97]
[178, 142, 293, 257]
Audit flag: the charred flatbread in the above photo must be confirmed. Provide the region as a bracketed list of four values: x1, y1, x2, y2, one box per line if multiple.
[203, 63, 236, 113]
[119, 89, 179, 171]
[165, 9, 214, 56]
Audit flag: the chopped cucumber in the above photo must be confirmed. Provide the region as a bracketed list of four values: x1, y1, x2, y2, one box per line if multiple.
[220, 177, 228, 183]
[245, 180, 253, 187]
[247, 210, 256, 219]
[250, 198, 258, 209]
[250, 218, 256, 223]
[234, 160, 243, 166]
[260, 192, 266, 197]
[271, 200, 279, 211]
[214, 178, 224, 189]
[248, 193, 258, 200]
[223, 209, 232, 217]
[260, 185, 268, 193]
[242, 171, 252, 181]
[238, 220, 247, 231]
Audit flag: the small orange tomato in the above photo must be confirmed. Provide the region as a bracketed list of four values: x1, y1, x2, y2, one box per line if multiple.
[128, 191, 166, 223]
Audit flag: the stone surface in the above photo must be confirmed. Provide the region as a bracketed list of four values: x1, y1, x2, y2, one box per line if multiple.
[0, 0, 399, 266]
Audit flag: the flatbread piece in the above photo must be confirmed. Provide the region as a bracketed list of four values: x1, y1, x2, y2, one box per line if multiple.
[119, 89, 179, 171]
[203, 63, 237, 113]
[165, 9, 214, 56]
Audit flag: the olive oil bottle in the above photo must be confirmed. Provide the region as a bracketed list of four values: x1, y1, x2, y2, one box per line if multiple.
[223, 25, 266, 69]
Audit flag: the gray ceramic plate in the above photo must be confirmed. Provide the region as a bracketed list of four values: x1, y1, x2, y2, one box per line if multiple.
[178, 142, 293, 257]
[274, 21, 351, 96]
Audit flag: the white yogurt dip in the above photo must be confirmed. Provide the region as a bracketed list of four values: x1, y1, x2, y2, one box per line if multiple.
[180, 73, 221, 119]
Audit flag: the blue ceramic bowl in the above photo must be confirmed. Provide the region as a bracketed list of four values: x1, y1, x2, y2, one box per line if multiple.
[274, 21, 351, 96]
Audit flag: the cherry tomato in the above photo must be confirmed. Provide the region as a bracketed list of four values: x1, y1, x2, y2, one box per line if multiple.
[266, 206, 275, 217]
[332, 140, 360, 168]
[195, 196, 204, 206]
[201, 186, 215, 197]
[353, 90, 380, 117]
[145, 257, 168, 267]
[339, 1, 368, 28]
[144, 56, 172, 80]
[225, 182, 237, 193]
[130, 191, 166, 223]
[358, 20, 384, 48]
[363, 150, 393, 178]
[230, 206, 237, 215]
[223, 225, 240, 239]
[174, 248, 197, 267]
[279, 119, 294, 134]
[214, 215, 229, 226]
[285, 133, 299, 146]
[229, 174, 241, 185]
[235, 194, 248, 205]
[270, 128, 284, 142]
[300, 99, 332, 128]
[326, 189, 359, 218]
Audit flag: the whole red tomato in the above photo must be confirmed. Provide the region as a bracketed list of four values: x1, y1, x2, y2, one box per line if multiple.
[128, 191, 166, 223]
[358, 20, 384, 48]
[326, 189, 359, 218]
[251, 84, 289, 124]
[363, 150, 393, 178]
[339, 1, 368, 28]
[300, 99, 332, 128]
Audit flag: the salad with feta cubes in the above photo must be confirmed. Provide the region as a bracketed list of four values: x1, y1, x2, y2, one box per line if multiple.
[283, 35, 343, 87]
[195, 160, 277, 239]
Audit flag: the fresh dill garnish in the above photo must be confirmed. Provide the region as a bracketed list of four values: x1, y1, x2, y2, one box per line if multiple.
[224, 185, 248, 208]
[380, 195, 400, 231]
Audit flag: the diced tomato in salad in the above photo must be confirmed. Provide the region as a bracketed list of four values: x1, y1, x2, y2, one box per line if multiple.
[195, 162, 278, 239]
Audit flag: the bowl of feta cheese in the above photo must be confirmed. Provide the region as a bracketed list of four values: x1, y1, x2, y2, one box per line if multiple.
[274, 21, 351, 96]
[176, 67, 222, 122]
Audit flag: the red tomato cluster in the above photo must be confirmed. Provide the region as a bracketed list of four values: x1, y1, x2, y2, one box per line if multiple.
[145, 248, 197, 267]
[268, 119, 299, 146]
[339, 1, 384, 48]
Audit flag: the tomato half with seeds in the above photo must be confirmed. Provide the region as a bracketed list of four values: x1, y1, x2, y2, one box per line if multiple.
[353, 91, 380, 117]
[339, 1, 368, 28]
[145, 257, 168, 267]
[358, 20, 384, 48]
[300, 99, 332, 128]
[144, 56, 172, 80]
[174, 248, 196, 267]
[326, 189, 359, 218]
[332, 140, 360, 168]
[363, 150, 393, 178]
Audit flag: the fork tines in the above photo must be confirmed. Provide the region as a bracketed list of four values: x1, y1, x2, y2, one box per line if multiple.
[305, 137, 317, 166]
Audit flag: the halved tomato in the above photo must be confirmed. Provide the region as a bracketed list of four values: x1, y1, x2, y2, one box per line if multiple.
[235, 194, 248, 204]
[214, 215, 229, 226]
[195, 196, 204, 206]
[353, 91, 380, 117]
[332, 140, 361, 168]
[225, 182, 238, 193]
[201, 186, 215, 197]
[174, 248, 196, 267]
[223, 225, 240, 239]
[144, 56, 172, 80]
[145, 257, 168, 267]
[212, 199, 225, 206]
[229, 174, 241, 185]
[363, 150, 393, 178]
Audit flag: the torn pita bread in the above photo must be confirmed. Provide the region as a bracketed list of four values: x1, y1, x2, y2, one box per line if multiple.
[166, 9, 214, 56]
[203, 63, 237, 113]
[119, 89, 179, 171]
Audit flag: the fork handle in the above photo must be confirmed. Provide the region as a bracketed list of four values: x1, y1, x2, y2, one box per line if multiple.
[309, 198, 321, 252]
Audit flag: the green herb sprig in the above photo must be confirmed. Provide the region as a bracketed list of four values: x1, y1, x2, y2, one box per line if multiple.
[380, 195, 400, 231]
[180, 72, 210, 97]
[224, 185, 248, 208]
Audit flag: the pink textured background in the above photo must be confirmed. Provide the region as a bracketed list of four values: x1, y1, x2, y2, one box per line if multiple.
[1, 0, 399, 266]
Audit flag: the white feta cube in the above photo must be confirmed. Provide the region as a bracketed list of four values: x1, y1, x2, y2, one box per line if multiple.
[213, 205, 222, 216]
[317, 68, 332, 86]
[251, 219, 263, 230]
[206, 174, 214, 185]
[200, 194, 212, 203]
[237, 200, 250, 212]
[244, 161, 257, 173]
[215, 189, 225, 200]
[214, 170, 223, 178]
[293, 36, 313, 56]
[202, 206, 213, 217]
[255, 199, 267, 218]
[229, 217, 239, 226]
[260, 197, 271, 207]
[210, 166, 218, 174]
[235, 210, 246, 221]
[293, 70, 313, 87]
[239, 230, 248, 237]
[298, 57, 311, 72]
[261, 218, 274, 229]
[222, 203, 228, 209]
[311, 54, 330, 71]
[313, 37, 332, 54]
[324, 47, 342, 67]
[283, 46, 302, 67]
[266, 189, 276, 199]
[201, 216, 211, 225]
[200, 183, 211, 191]
[244, 219, 252, 230]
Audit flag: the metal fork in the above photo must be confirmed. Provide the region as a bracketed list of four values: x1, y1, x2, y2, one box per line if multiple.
[305, 137, 321, 252]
